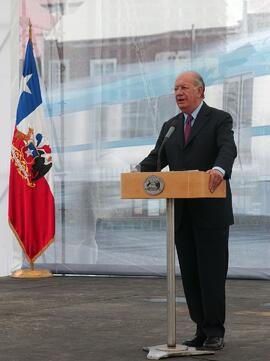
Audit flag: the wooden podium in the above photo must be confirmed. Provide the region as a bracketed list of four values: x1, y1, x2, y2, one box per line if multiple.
[121, 171, 225, 359]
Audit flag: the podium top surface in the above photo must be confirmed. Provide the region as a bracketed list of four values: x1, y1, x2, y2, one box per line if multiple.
[121, 171, 226, 199]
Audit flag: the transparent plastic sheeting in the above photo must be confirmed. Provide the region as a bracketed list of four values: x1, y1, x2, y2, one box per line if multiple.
[7, 0, 270, 277]
[0, 0, 23, 276]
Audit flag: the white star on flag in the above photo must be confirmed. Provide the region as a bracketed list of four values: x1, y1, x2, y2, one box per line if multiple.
[20, 73, 32, 95]
[25, 148, 34, 157]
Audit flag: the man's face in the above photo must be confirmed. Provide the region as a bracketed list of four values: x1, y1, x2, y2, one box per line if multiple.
[174, 73, 203, 114]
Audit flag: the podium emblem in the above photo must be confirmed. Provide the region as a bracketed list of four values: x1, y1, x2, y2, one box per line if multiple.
[144, 175, 164, 195]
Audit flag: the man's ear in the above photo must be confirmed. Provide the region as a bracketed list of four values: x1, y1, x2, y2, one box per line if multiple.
[198, 86, 204, 98]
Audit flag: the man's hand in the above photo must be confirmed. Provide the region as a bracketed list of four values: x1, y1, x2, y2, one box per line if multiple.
[207, 169, 224, 193]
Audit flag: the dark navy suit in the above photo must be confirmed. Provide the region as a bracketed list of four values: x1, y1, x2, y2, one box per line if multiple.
[140, 102, 237, 337]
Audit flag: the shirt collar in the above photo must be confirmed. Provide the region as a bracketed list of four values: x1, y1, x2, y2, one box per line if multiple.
[183, 101, 203, 122]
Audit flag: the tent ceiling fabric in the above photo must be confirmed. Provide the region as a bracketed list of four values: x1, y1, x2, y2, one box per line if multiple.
[46, 0, 227, 42]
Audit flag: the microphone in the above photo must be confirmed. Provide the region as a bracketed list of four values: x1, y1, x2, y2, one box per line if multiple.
[156, 125, 176, 171]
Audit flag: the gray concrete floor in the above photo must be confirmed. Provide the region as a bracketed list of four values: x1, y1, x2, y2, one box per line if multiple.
[0, 276, 270, 361]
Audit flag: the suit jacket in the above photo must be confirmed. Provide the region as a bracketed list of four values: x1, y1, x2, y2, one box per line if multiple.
[140, 102, 237, 229]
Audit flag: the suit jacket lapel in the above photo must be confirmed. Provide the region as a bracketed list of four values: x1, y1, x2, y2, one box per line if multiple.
[184, 102, 210, 148]
[173, 113, 184, 149]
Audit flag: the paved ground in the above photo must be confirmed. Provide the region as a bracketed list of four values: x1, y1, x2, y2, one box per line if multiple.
[0, 276, 270, 361]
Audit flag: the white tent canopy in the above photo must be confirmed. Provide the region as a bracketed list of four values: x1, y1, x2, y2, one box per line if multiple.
[46, 0, 229, 42]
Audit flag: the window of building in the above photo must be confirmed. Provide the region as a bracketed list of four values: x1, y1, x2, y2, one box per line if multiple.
[90, 58, 117, 77]
[155, 50, 191, 62]
[223, 73, 253, 164]
[48, 59, 70, 89]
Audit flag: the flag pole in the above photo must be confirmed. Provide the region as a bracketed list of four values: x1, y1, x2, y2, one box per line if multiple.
[11, 20, 53, 279]
[28, 18, 32, 43]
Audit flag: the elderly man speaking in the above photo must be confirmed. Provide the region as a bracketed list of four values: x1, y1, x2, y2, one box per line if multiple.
[139, 71, 237, 351]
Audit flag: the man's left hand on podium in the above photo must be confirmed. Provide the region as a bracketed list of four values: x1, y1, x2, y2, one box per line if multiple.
[207, 169, 224, 193]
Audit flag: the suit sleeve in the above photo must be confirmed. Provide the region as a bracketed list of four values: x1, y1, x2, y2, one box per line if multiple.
[139, 122, 169, 172]
[214, 113, 237, 179]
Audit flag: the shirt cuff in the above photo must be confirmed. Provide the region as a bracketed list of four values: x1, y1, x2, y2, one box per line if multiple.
[212, 166, 225, 177]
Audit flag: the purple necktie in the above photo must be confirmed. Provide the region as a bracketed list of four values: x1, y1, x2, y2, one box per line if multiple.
[184, 114, 193, 144]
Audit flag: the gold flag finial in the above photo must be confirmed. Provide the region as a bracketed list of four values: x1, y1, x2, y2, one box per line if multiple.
[28, 18, 32, 42]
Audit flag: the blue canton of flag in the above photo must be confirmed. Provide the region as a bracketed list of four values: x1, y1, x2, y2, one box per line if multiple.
[16, 41, 42, 125]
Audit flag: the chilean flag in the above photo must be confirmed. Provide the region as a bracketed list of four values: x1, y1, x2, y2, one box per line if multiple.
[8, 40, 55, 263]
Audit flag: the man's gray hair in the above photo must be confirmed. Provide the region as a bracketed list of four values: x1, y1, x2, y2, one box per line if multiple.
[192, 72, 205, 99]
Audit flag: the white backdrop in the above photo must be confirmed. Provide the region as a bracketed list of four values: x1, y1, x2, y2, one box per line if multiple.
[0, 0, 22, 276]
[1, 0, 270, 278]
